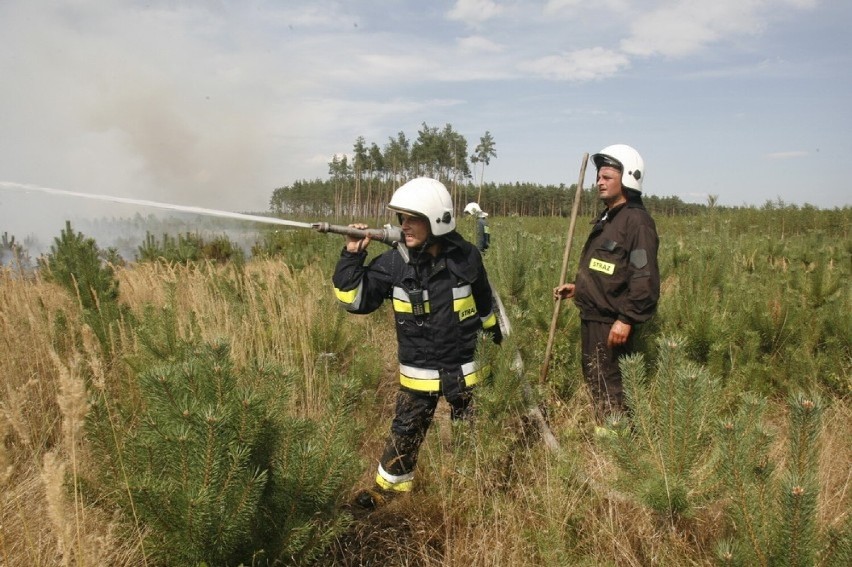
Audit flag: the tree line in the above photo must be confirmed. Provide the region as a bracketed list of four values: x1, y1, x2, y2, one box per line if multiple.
[270, 175, 711, 221]
[269, 122, 713, 220]
[269, 123, 847, 220]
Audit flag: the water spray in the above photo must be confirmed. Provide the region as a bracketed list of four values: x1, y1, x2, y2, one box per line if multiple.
[1, 181, 314, 229]
[0, 181, 404, 246]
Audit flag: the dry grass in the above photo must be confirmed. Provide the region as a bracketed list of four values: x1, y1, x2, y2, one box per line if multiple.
[116, 260, 393, 418]
[0, 267, 144, 566]
[818, 401, 852, 530]
[1, 259, 849, 566]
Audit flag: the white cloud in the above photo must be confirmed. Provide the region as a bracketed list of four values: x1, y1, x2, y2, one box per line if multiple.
[520, 47, 630, 81]
[447, 0, 504, 24]
[458, 35, 504, 53]
[543, 0, 584, 14]
[679, 57, 790, 79]
[620, 0, 817, 58]
[784, 0, 818, 8]
[543, 0, 628, 16]
[621, 0, 765, 58]
[354, 53, 441, 80]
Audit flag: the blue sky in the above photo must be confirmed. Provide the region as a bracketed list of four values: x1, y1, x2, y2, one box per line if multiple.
[1, 0, 849, 231]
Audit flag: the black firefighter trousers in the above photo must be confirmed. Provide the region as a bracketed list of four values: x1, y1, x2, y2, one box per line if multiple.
[580, 319, 638, 423]
[380, 372, 472, 481]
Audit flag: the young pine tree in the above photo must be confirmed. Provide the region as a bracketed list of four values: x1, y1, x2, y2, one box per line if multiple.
[715, 392, 849, 567]
[602, 335, 722, 521]
[40, 220, 129, 352]
[87, 322, 362, 565]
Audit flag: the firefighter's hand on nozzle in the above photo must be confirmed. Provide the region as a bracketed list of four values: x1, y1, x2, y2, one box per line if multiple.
[345, 223, 371, 253]
[553, 283, 575, 301]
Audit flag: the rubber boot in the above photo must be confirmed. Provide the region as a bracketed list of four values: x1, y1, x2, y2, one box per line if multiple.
[353, 487, 393, 510]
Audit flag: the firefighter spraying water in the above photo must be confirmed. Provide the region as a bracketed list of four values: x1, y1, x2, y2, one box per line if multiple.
[330, 177, 504, 509]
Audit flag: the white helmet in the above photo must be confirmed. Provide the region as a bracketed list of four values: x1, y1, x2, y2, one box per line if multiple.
[463, 202, 481, 216]
[388, 177, 455, 236]
[464, 202, 489, 218]
[592, 144, 645, 193]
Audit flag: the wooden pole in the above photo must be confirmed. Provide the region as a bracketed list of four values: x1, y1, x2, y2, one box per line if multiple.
[539, 152, 589, 384]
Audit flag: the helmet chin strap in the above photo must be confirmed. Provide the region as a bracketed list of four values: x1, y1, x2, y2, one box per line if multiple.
[412, 231, 442, 259]
[419, 234, 437, 253]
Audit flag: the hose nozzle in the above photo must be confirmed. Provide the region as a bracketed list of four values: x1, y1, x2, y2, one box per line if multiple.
[312, 222, 403, 246]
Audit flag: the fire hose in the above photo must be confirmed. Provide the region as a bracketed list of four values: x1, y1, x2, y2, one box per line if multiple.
[491, 283, 560, 452]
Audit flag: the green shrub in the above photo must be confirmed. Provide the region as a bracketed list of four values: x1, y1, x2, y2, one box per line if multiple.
[602, 336, 722, 520]
[713, 391, 851, 566]
[137, 231, 245, 264]
[250, 228, 340, 269]
[87, 318, 362, 564]
[39, 220, 130, 352]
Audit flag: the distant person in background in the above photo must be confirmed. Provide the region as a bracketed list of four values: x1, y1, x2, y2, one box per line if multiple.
[553, 144, 660, 434]
[463, 202, 491, 253]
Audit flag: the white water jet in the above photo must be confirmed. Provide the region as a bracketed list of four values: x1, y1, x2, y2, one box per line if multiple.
[0, 181, 313, 228]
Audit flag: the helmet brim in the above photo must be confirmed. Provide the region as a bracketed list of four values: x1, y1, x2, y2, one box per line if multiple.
[592, 153, 623, 171]
[387, 205, 426, 218]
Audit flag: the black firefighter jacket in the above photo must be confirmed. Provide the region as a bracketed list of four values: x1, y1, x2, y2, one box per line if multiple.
[332, 231, 502, 395]
[573, 199, 660, 325]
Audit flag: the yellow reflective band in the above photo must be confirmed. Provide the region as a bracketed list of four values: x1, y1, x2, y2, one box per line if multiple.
[481, 311, 497, 329]
[589, 258, 615, 275]
[393, 298, 431, 314]
[463, 364, 490, 387]
[393, 286, 431, 314]
[400, 375, 441, 392]
[399, 363, 486, 391]
[376, 473, 413, 492]
[453, 284, 476, 320]
[464, 370, 482, 386]
[334, 287, 357, 303]
[455, 295, 477, 321]
[334, 281, 364, 311]
[399, 364, 441, 391]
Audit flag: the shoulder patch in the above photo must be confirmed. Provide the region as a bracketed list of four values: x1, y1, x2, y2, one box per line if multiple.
[630, 249, 648, 269]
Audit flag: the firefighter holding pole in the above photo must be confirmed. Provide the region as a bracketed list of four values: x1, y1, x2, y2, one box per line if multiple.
[553, 145, 660, 434]
[332, 177, 503, 509]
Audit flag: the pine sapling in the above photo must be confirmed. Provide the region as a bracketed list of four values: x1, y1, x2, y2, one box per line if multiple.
[772, 393, 822, 567]
[604, 335, 722, 521]
[715, 394, 775, 567]
[715, 392, 836, 567]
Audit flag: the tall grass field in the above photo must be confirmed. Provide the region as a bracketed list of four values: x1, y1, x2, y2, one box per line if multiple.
[1, 207, 849, 566]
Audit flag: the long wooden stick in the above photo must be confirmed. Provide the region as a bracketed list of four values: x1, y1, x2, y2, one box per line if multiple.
[539, 152, 589, 384]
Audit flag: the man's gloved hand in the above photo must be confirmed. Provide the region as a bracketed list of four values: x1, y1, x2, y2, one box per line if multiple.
[483, 325, 503, 345]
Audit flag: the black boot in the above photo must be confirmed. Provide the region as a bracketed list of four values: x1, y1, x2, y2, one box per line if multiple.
[353, 487, 393, 510]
